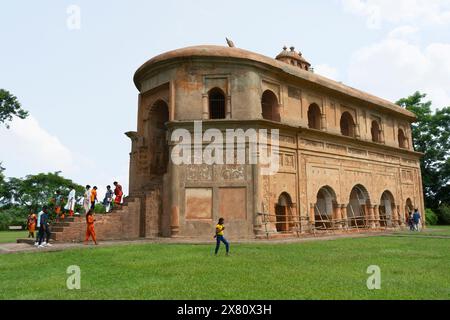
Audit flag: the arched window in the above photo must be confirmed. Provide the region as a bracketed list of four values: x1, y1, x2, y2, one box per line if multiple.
[398, 129, 407, 149]
[261, 90, 280, 122]
[149, 100, 169, 175]
[340, 112, 355, 137]
[371, 120, 381, 143]
[208, 88, 226, 119]
[308, 104, 322, 130]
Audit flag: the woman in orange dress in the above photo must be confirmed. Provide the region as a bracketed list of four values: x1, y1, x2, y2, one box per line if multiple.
[27, 211, 37, 238]
[84, 210, 98, 245]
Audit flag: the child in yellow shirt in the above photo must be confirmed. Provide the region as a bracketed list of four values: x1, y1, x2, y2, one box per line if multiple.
[214, 218, 230, 256]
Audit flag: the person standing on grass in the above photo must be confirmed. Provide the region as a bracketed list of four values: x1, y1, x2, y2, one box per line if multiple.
[408, 211, 414, 231]
[34, 208, 45, 246]
[103, 185, 114, 213]
[113, 181, 123, 207]
[90, 186, 98, 211]
[64, 187, 76, 217]
[27, 210, 37, 238]
[413, 208, 421, 232]
[84, 210, 98, 245]
[37, 206, 52, 248]
[214, 218, 230, 256]
[83, 185, 91, 214]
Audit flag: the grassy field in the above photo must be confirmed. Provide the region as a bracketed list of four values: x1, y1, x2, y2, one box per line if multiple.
[0, 230, 449, 300]
[0, 231, 28, 243]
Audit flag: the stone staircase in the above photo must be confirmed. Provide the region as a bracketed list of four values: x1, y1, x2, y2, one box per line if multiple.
[48, 196, 142, 243]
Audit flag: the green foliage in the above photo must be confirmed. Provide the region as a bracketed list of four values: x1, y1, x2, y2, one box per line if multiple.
[437, 204, 450, 225]
[93, 203, 106, 214]
[0, 206, 28, 231]
[4, 172, 84, 208]
[397, 92, 450, 210]
[425, 208, 438, 226]
[0, 89, 28, 129]
[0, 172, 85, 229]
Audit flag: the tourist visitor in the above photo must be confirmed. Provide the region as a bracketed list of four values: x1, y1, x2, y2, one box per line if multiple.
[90, 186, 98, 210]
[64, 187, 76, 217]
[413, 208, 421, 232]
[84, 210, 98, 245]
[27, 211, 37, 238]
[214, 217, 230, 256]
[34, 208, 45, 246]
[103, 185, 114, 213]
[37, 206, 52, 248]
[83, 185, 91, 214]
[408, 211, 414, 231]
[53, 190, 63, 221]
[113, 181, 123, 207]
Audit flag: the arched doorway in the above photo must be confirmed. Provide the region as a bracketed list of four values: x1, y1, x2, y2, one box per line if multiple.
[149, 100, 169, 176]
[347, 185, 370, 228]
[315, 186, 337, 229]
[398, 129, 408, 149]
[379, 191, 395, 227]
[275, 192, 294, 232]
[308, 104, 322, 130]
[371, 120, 381, 143]
[340, 112, 355, 137]
[261, 90, 280, 122]
[208, 88, 226, 119]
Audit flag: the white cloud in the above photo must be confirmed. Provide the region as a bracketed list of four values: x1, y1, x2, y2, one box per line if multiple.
[314, 64, 339, 80]
[0, 116, 86, 176]
[341, 0, 450, 29]
[347, 36, 450, 109]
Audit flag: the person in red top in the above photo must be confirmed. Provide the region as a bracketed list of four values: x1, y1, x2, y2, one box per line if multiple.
[84, 210, 97, 245]
[113, 181, 123, 207]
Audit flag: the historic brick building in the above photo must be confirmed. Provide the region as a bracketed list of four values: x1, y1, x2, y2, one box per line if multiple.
[53, 44, 425, 242]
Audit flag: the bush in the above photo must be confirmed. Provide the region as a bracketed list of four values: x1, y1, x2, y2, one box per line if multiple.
[425, 208, 438, 225]
[93, 203, 106, 214]
[437, 204, 450, 225]
[0, 206, 28, 230]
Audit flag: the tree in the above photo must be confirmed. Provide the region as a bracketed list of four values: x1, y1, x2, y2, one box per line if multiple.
[0, 89, 28, 129]
[397, 92, 450, 211]
[4, 172, 85, 209]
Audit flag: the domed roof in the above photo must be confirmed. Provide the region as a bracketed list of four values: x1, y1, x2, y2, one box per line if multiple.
[275, 46, 311, 70]
[133, 45, 416, 120]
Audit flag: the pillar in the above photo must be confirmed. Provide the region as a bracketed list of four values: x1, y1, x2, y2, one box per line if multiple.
[368, 205, 376, 229]
[170, 161, 180, 236]
[202, 93, 209, 120]
[374, 205, 381, 228]
[253, 164, 264, 236]
[226, 95, 232, 119]
[340, 204, 348, 229]
[309, 203, 315, 231]
[333, 205, 342, 230]
[392, 205, 399, 228]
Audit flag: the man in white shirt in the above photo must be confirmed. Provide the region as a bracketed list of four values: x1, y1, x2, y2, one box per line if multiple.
[34, 209, 44, 246]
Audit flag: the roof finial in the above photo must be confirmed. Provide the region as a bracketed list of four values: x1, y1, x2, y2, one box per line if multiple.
[283, 45, 288, 51]
[290, 46, 295, 52]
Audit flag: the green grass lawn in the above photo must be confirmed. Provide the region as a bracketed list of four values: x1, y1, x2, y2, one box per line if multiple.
[0, 231, 449, 300]
[0, 231, 28, 243]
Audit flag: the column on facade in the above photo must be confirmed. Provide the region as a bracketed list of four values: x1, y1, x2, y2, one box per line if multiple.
[309, 204, 315, 231]
[202, 93, 209, 120]
[374, 205, 381, 228]
[253, 164, 264, 236]
[367, 205, 376, 229]
[392, 205, 399, 227]
[340, 204, 348, 229]
[226, 95, 232, 119]
[170, 160, 180, 236]
[333, 204, 342, 229]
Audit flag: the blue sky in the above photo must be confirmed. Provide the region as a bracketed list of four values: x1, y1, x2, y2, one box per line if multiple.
[1, 0, 450, 196]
